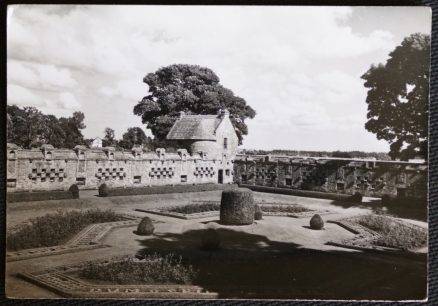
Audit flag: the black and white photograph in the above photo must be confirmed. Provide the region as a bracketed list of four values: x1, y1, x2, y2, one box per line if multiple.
[5, 5, 431, 300]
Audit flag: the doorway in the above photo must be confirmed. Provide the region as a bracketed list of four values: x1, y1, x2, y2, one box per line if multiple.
[218, 169, 223, 184]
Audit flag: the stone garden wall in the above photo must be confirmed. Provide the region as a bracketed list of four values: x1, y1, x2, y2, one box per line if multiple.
[6, 144, 235, 192]
[233, 155, 427, 198]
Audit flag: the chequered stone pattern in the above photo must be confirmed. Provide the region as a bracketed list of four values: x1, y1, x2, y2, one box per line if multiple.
[95, 167, 126, 181]
[28, 167, 67, 182]
[149, 167, 174, 178]
[194, 166, 215, 178]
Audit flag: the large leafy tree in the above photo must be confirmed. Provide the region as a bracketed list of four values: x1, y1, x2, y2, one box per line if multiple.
[103, 127, 116, 147]
[7, 105, 87, 149]
[58, 111, 87, 149]
[7, 105, 47, 148]
[361, 33, 430, 161]
[118, 127, 152, 150]
[134, 64, 256, 144]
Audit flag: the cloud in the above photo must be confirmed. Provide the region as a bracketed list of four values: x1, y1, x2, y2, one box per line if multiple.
[7, 5, 429, 151]
[8, 60, 78, 90]
[8, 83, 44, 106]
[59, 92, 81, 109]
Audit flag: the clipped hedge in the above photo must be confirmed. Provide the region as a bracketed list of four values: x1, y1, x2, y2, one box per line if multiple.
[239, 184, 362, 203]
[98, 183, 238, 197]
[7, 184, 80, 203]
[220, 188, 255, 225]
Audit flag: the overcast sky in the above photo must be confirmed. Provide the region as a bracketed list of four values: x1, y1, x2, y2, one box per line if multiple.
[7, 5, 431, 152]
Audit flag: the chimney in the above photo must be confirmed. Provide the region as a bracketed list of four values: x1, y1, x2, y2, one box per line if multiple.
[179, 111, 185, 119]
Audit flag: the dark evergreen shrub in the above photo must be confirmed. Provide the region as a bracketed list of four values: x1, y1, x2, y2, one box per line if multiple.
[98, 183, 109, 197]
[69, 184, 79, 199]
[200, 228, 221, 251]
[136, 217, 155, 235]
[220, 188, 255, 225]
[350, 192, 363, 203]
[254, 204, 263, 220]
[310, 214, 324, 230]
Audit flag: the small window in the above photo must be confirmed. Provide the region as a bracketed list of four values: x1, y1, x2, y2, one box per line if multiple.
[285, 178, 292, 186]
[225, 169, 230, 176]
[59, 177, 64, 182]
[181, 175, 187, 182]
[7, 179, 16, 188]
[241, 174, 247, 182]
[336, 182, 345, 191]
[76, 177, 86, 185]
[224, 138, 228, 149]
[133, 176, 141, 184]
[41, 177, 46, 182]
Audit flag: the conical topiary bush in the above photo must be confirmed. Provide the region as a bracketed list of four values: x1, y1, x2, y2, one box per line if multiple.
[136, 216, 155, 235]
[309, 214, 324, 230]
[254, 204, 263, 220]
[98, 183, 109, 197]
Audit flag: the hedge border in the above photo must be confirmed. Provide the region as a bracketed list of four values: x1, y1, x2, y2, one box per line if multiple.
[239, 184, 362, 203]
[7, 184, 80, 203]
[98, 183, 238, 197]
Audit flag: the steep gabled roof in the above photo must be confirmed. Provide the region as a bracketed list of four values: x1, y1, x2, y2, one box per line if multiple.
[166, 114, 223, 140]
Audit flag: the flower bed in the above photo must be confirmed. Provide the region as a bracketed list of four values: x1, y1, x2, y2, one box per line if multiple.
[80, 254, 196, 285]
[137, 201, 318, 220]
[354, 215, 427, 250]
[7, 209, 125, 251]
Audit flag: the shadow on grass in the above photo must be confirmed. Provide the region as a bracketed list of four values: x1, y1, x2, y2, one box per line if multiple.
[134, 227, 427, 300]
[329, 198, 427, 222]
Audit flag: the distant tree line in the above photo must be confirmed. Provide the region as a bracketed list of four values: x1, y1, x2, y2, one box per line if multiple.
[239, 149, 391, 160]
[99, 127, 157, 151]
[7, 105, 87, 149]
[7, 105, 160, 151]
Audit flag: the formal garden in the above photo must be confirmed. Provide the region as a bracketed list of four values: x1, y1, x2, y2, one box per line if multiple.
[6, 188, 428, 299]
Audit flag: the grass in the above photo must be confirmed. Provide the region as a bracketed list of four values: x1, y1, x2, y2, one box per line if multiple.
[355, 214, 427, 250]
[7, 209, 124, 251]
[80, 254, 196, 285]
